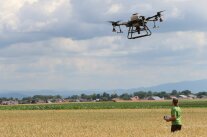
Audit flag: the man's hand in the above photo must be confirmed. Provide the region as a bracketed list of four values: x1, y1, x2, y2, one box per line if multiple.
[165, 115, 176, 122]
[166, 119, 171, 122]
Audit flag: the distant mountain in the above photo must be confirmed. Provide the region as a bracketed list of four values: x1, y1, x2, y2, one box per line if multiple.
[0, 92, 28, 99]
[145, 79, 207, 92]
[0, 79, 206, 98]
[0, 90, 89, 98]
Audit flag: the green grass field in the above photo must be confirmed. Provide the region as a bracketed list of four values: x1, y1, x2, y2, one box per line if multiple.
[0, 99, 207, 110]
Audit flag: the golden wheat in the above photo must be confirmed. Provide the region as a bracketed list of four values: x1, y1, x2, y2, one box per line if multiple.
[0, 109, 207, 137]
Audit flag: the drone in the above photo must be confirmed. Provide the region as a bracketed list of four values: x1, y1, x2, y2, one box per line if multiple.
[109, 11, 165, 39]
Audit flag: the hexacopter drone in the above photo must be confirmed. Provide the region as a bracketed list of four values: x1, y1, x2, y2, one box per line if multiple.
[109, 11, 165, 39]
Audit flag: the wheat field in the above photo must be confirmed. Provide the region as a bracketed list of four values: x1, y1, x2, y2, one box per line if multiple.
[0, 109, 207, 137]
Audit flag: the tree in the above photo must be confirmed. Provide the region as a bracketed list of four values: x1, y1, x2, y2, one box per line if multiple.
[102, 92, 110, 101]
[91, 94, 97, 100]
[81, 94, 87, 99]
[181, 90, 191, 95]
[69, 95, 79, 99]
[111, 93, 118, 99]
[134, 91, 147, 99]
[147, 91, 153, 97]
[171, 90, 178, 96]
[96, 94, 101, 99]
[153, 91, 169, 98]
[21, 97, 33, 104]
[120, 93, 131, 100]
[196, 92, 207, 98]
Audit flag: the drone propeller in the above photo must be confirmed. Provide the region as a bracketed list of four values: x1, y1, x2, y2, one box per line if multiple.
[108, 20, 121, 26]
[157, 10, 165, 14]
[108, 20, 123, 33]
[157, 10, 165, 17]
[156, 10, 165, 22]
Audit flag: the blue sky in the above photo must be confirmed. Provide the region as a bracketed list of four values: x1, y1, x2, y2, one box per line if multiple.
[0, 0, 207, 91]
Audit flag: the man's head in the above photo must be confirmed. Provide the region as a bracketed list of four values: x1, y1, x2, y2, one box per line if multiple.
[172, 98, 179, 106]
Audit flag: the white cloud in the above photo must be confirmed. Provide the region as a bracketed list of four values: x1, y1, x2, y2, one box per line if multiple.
[1, 30, 207, 90]
[0, 0, 72, 32]
[107, 4, 122, 14]
[0, 0, 24, 31]
[0, 0, 207, 91]
[170, 7, 182, 18]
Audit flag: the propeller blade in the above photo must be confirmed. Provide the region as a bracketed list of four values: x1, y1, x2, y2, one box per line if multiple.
[108, 20, 122, 26]
[108, 20, 121, 23]
[157, 10, 165, 13]
[157, 10, 165, 16]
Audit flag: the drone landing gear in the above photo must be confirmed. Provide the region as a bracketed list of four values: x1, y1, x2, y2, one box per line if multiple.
[127, 25, 151, 39]
[113, 26, 123, 33]
[117, 26, 123, 33]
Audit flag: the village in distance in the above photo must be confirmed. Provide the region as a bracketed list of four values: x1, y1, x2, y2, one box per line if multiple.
[1, 79, 207, 105]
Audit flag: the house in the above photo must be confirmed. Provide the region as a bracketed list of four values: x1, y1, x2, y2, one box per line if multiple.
[1, 100, 18, 105]
[79, 98, 89, 102]
[179, 95, 188, 99]
[170, 96, 177, 99]
[112, 98, 120, 102]
[188, 94, 197, 99]
[55, 98, 65, 103]
[36, 100, 46, 104]
[148, 96, 163, 101]
[131, 96, 140, 101]
[46, 100, 52, 104]
[200, 95, 207, 99]
[95, 99, 100, 102]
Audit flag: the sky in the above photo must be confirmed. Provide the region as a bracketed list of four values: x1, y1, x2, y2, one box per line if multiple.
[0, 0, 207, 91]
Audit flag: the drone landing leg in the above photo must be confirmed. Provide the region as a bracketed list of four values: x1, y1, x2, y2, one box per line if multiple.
[127, 27, 131, 39]
[118, 26, 123, 33]
[127, 25, 152, 39]
[131, 27, 133, 38]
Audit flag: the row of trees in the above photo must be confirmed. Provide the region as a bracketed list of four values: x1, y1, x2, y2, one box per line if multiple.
[20, 95, 62, 104]
[1, 90, 207, 104]
[67, 90, 206, 101]
[67, 92, 119, 101]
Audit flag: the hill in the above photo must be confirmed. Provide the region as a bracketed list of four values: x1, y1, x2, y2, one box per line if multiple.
[0, 79, 206, 98]
[146, 79, 207, 92]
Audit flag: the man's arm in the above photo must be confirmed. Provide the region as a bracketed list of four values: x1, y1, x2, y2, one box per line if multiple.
[166, 115, 176, 122]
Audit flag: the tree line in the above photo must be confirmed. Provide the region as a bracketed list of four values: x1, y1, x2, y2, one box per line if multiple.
[67, 90, 207, 101]
[0, 90, 207, 104]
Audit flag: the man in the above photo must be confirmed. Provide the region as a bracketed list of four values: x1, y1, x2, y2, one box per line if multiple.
[165, 98, 182, 132]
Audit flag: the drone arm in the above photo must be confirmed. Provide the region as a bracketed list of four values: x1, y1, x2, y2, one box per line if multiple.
[147, 11, 164, 22]
[146, 15, 157, 21]
[118, 22, 128, 26]
[147, 19, 157, 22]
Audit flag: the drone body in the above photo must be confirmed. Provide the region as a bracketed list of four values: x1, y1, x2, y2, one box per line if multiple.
[109, 11, 165, 39]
